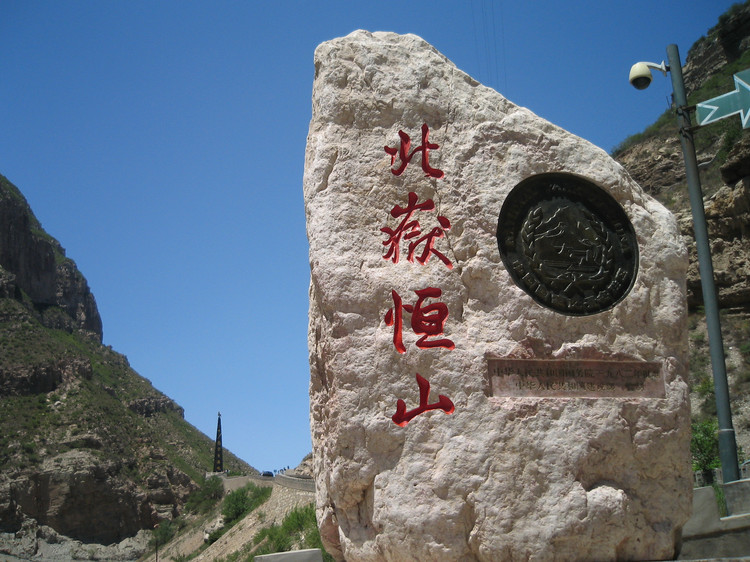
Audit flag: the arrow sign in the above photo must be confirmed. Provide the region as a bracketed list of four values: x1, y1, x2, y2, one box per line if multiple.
[696, 68, 750, 128]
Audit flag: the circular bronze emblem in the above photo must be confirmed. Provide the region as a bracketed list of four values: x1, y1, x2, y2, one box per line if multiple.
[496, 173, 638, 315]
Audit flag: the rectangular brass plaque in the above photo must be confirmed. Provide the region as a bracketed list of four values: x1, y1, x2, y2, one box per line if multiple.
[486, 357, 665, 398]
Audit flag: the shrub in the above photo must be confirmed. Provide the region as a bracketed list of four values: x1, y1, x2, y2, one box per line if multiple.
[185, 476, 224, 514]
[221, 482, 271, 525]
[208, 527, 226, 544]
[149, 518, 181, 549]
[695, 376, 714, 397]
[253, 503, 334, 561]
[222, 488, 250, 524]
[691, 418, 720, 472]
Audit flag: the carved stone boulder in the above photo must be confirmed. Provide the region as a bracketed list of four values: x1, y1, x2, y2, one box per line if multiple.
[305, 30, 691, 561]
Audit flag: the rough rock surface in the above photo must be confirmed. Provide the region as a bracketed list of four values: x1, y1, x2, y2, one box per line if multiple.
[679, 177, 750, 308]
[614, 1, 750, 311]
[721, 134, 750, 186]
[0, 518, 150, 561]
[0, 357, 92, 397]
[682, 2, 750, 96]
[305, 31, 692, 561]
[127, 396, 185, 418]
[0, 174, 101, 338]
[0, 449, 193, 545]
[614, 116, 750, 312]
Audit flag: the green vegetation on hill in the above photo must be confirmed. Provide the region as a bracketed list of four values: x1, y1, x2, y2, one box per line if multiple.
[0, 172, 255, 546]
[151, 480, 274, 561]
[689, 310, 750, 418]
[251, 503, 334, 561]
[0, 294, 228, 481]
[150, 517, 187, 552]
[185, 475, 225, 514]
[199, 483, 273, 548]
[692, 418, 722, 473]
[222, 483, 272, 527]
[612, 46, 750, 163]
[197, 502, 334, 562]
[686, 305, 750, 473]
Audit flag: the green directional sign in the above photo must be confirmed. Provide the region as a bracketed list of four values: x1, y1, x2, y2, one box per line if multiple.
[696, 68, 750, 128]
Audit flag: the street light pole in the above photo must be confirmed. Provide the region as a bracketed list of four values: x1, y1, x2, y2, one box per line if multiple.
[665, 43, 739, 483]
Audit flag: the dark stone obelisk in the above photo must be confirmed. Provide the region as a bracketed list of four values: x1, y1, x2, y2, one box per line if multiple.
[213, 412, 223, 473]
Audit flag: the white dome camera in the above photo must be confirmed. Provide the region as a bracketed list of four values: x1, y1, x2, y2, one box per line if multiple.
[629, 61, 668, 90]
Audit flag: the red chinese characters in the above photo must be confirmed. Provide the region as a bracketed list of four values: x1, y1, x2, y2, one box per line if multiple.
[381, 124, 455, 427]
[385, 288, 455, 354]
[384, 123, 444, 179]
[380, 191, 453, 269]
[392, 373, 455, 427]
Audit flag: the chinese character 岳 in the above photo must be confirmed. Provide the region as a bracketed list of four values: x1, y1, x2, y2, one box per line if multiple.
[381, 191, 453, 269]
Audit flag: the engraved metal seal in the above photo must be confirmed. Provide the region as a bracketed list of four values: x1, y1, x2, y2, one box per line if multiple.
[496, 173, 638, 315]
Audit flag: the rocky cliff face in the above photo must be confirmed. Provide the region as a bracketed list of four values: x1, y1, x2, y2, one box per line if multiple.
[614, 2, 750, 458]
[0, 174, 102, 339]
[0, 174, 254, 558]
[616, 139, 750, 308]
[682, 2, 750, 96]
[682, 165, 750, 309]
[1, 450, 190, 544]
[615, 2, 750, 310]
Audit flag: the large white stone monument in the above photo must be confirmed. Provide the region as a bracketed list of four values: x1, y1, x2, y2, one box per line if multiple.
[304, 30, 691, 561]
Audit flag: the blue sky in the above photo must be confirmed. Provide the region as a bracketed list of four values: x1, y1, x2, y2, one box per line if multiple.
[1, 1, 738, 472]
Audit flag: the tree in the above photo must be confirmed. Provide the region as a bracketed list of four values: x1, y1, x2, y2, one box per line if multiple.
[691, 419, 720, 473]
[185, 476, 224, 514]
[222, 487, 250, 524]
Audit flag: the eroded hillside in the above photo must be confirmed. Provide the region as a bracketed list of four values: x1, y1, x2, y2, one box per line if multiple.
[614, 0, 750, 458]
[0, 173, 254, 558]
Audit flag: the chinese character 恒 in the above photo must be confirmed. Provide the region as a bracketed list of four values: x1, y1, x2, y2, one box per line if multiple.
[385, 288, 455, 354]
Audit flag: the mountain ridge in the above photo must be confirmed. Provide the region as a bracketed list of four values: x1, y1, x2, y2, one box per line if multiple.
[0, 173, 255, 558]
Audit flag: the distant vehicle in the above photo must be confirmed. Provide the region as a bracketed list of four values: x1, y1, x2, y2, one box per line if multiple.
[262, 471, 273, 477]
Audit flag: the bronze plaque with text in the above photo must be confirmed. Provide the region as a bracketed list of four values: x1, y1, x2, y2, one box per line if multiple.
[486, 357, 665, 398]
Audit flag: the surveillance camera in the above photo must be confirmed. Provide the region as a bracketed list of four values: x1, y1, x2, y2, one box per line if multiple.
[629, 62, 652, 90]
[629, 60, 667, 90]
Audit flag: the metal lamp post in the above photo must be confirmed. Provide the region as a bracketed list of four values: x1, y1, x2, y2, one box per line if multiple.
[631, 44, 740, 483]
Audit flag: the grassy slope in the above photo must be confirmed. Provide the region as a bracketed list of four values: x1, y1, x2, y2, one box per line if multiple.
[0, 294, 251, 483]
